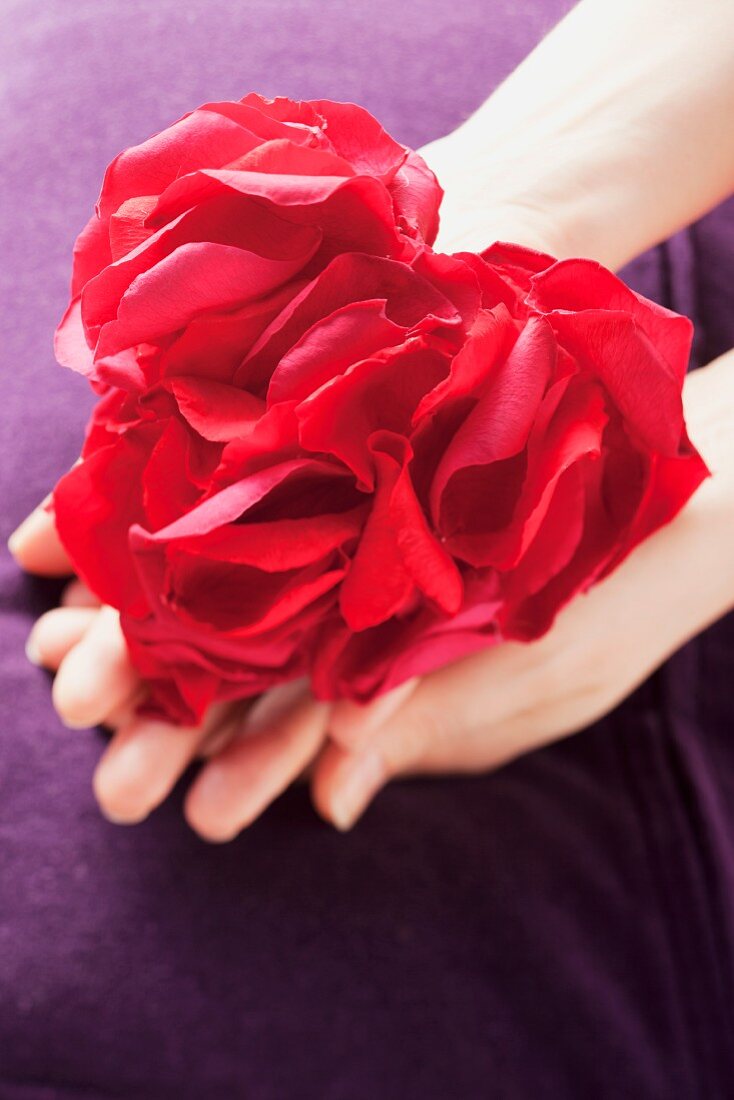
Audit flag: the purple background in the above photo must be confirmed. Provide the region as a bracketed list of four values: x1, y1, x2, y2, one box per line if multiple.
[1, 1, 733, 1096]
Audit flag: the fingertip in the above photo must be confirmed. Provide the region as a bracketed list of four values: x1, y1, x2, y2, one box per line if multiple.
[52, 608, 140, 728]
[92, 724, 162, 825]
[93, 755, 151, 825]
[25, 634, 42, 667]
[311, 742, 386, 832]
[52, 654, 125, 729]
[8, 505, 72, 576]
[94, 713, 218, 825]
[183, 764, 248, 843]
[184, 796, 241, 844]
[7, 528, 23, 559]
[184, 690, 328, 842]
[26, 607, 97, 671]
[310, 741, 347, 825]
[52, 649, 102, 728]
[183, 738, 265, 842]
[98, 807, 146, 826]
[8, 495, 51, 555]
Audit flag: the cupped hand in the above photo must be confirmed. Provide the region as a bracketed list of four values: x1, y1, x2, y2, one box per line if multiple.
[9, 144, 565, 842]
[13, 352, 734, 839]
[11, 508, 328, 840]
[310, 352, 734, 828]
[14, 156, 732, 843]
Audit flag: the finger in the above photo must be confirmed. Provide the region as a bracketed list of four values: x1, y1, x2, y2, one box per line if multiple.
[328, 677, 420, 754]
[25, 607, 97, 670]
[8, 500, 73, 576]
[102, 686, 151, 731]
[197, 702, 253, 758]
[94, 702, 233, 824]
[310, 740, 389, 831]
[61, 579, 101, 608]
[52, 606, 141, 728]
[185, 681, 329, 843]
[313, 644, 544, 830]
[195, 696, 312, 775]
[311, 678, 419, 831]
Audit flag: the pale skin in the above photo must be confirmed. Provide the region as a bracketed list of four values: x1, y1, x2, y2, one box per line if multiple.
[9, 0, 734, 838]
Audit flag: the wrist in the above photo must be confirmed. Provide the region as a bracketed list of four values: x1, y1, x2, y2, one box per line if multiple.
[677, 353, 734, 631]
[420, 132, 579, 261]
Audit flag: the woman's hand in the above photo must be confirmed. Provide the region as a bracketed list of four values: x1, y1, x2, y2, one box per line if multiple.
[12, 350, 734, 837]
[9, 145, 568, 841]
[11, 77, 734, 839]
[10, 515, 329, 840]
[310, 351, 734, 828]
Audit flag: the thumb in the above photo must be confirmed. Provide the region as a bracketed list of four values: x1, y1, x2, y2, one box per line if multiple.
[311, 680, 431, 831]
[8, 494, 73, 576]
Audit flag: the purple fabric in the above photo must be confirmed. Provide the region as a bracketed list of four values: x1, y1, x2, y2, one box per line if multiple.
[1, 1, 734, 1096]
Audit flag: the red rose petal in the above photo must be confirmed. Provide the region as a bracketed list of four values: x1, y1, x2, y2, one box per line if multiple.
[600, 441, 709, 577]
[108, 196, 159, 261]
[95, 236, 320, 360]
[314, 571, 500, 702]
[98, 107, 259, 220]
[410, 249, 484, 321]
[430, 314, 555, 519]
[548, 310, 684, 455]
[204, 96, 324, 143]
[51, 93, 708, 723]
[297, 337, 450, 488]
[529, 258, 693, 383]
[70, 214, 113, 298]
[390, 151, 442, 245]
[169, 377, 265, 441]
[54, 297, 95, 377]
[149, 165, 391, 231]
[184, 507, 366, 571]
[233, 137, 356, 179]
[308, 99, 407, 179]
[413, 305, 517, 425]
[53, 430, 156, 613]
[267, 299, 406, 405]
[83, 194, 320, 346]
[340, 434, 462, 631]
[142, 417, 214, 530]
[500, 462, 587, 601]
[160, 281, 301, 385]
[164, 553, 344, 635]
[133, 457, 348, 544]
[241, 251, 459, 392]
[213, 402, 302, 485]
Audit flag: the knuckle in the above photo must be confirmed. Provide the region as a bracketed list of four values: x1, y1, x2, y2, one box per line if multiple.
[383, 705, 449, 773]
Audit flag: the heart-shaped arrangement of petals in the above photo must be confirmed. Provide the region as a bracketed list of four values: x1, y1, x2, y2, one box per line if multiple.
[52, 93, 708, 724]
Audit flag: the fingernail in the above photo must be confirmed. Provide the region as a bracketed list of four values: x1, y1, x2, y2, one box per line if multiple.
[24, 635, 42, 666]
[100, 806, 148, 826]
[60, 716, 94, 730]
[7, 525, 24, 556]
[330, 752, 385, 832]
[94, 743, 152, 824]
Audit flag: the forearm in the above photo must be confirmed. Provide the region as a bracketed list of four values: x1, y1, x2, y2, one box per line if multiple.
[425, 0, 734, 267]
[675, 349, 734, 640]
[683, 348, 734, 539]
[625, 347, 734, 660]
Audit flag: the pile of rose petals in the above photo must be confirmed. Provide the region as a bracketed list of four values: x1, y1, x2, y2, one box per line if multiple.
[51, 94, 708, 723]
